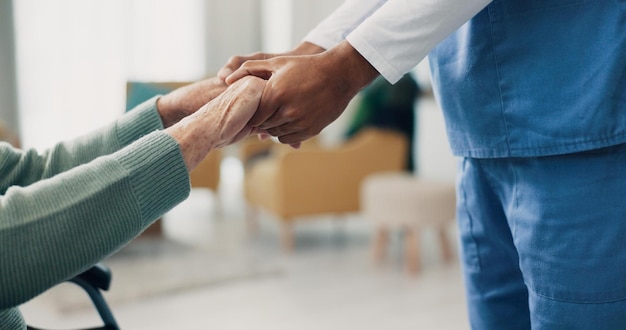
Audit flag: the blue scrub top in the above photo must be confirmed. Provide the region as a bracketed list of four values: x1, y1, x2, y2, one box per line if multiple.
[429, 0, 626, 158]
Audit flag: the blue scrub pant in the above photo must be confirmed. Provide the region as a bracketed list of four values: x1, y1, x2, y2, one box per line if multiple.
[456, 144, 626, 329]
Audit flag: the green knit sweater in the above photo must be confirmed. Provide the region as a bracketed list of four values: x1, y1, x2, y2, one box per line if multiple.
[0, 97, 190, 329]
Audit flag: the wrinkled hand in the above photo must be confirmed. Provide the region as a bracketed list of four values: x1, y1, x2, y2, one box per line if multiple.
[157, 77, 228, 128]
[224, 41, 379, 146]
[166, 76, 266, 171]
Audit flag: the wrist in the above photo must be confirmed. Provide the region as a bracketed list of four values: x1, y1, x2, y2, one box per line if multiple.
[165, 115, 214, 171]
[156, 96, 177, 128]
[290, 42, 326, 56]
[326, 41, 379, 94]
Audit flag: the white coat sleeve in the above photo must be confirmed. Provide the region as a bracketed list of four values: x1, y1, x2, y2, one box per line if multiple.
[302, 0, 387, 50]
[304, 0, 493, 84]
[347, 0, 492, 83]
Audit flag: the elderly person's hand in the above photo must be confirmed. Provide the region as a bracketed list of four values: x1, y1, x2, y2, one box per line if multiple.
[215, 42, 326, 148]
[165, 76, 265, 171]
[156, 77, 228, 128]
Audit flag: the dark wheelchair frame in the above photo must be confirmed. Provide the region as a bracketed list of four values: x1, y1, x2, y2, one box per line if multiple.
[27, 263, 119, 330]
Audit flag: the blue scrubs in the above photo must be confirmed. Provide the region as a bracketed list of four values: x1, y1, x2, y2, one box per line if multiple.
[428, 0, 626, 328]
[457, 145, 626, 328]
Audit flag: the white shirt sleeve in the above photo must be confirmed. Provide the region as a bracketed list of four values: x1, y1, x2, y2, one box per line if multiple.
[305, 0, 492, 84]
[302, 0, 387, 50]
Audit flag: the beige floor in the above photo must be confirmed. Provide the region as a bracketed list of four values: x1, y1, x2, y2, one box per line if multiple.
[21, 156, 469, 330]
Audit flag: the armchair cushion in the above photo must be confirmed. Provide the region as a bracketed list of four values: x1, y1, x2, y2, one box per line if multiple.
[245, 128, 408, 220]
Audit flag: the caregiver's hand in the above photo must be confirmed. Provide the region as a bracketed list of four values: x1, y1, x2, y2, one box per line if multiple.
[223, 41, 379, 146]
[217, 42, 325, 82]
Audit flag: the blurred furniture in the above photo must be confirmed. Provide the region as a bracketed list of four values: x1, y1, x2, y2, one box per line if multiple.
[238, 135, 276, 171]
[126, 81, 223, 235]
[345, 73, 421, 172]
[245, 128, 408, 251]
[28, 264, 119, 330]
[361, 172, 456, 274]
[0, 119, 20, 147]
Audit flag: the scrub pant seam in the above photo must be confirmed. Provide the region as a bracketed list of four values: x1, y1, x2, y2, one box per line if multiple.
[509, 159, 519, 245]
[529, 286, 626, 305]
[462, 158, 484, 270]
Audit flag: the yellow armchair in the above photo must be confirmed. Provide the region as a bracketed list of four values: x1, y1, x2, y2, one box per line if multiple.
[244, 128, 408, 250]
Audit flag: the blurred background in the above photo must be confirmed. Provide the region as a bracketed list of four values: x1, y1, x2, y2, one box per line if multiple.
[1, 0, 465, 329]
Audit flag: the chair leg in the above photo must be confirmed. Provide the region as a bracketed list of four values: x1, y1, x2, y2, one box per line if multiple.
[372, 226, 389, 264]
[405, 227, 420, 274]
[281, 221, 294, 252]
[438, 226, 454, 263]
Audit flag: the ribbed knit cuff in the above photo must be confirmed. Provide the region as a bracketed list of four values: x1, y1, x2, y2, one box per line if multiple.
[116, 131, 190, 227]
[0, 308, 25, 330]
[115, 96, 165, 149]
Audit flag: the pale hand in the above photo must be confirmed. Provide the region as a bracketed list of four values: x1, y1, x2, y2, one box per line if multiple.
[165, 76, 266, 171]
[157, 77, 228, 128]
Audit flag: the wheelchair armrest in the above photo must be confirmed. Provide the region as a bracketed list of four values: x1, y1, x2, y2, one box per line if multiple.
[28, 263, 119, 330]
[76, 263, 112, 291]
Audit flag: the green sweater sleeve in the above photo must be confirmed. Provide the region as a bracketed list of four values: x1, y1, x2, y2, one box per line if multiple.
[0, 97, 165, 191]
[0, 97, 190, 311]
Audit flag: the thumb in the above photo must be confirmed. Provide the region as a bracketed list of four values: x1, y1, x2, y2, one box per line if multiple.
[225, 59, 274, 85]
[217, 67, 233, 82]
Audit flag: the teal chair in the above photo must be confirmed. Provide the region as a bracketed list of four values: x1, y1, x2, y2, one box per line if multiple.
[125, 81, 175, 111]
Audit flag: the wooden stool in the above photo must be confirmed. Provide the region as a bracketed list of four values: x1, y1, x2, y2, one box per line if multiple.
[361, 172, 456, 274]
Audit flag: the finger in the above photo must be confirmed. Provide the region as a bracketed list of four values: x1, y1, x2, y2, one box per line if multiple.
[276, 132, 310, 147]
[218, 52, 278, 82]
[218, 54, 250, 81]
[224, 60, 274, 85]
[217, 67, 233, 82]
[265, 116, 310, 138]
[248, 127, 265, 136]
[256, 103, 298, 130]
[257, 132, 272, 140]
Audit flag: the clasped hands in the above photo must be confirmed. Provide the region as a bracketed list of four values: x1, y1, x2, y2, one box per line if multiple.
[160, 41, 378, 171]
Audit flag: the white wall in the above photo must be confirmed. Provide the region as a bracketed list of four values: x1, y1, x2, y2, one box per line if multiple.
[261, 0, 339, 52]
[416, 97, 456, 183]
[290, 0, 339, 46]
[204, 0, 262, 74]
[13, 0, 210, 149]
